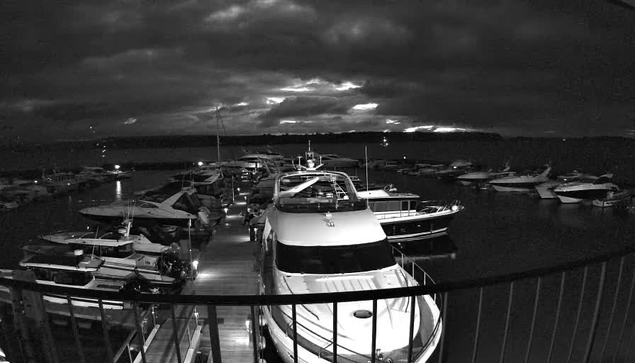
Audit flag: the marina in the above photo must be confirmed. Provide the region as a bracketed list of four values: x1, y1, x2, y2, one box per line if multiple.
[2, 145, 635, 362]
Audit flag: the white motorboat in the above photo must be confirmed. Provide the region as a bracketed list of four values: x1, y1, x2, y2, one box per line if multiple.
[43, 171, 83, 194]
[489, 165, 552, 192]
[0, 250, 136, 310]
[534, 171, 586, 199]
[30, 223, 190, 292]
[457, 162, 514, 187]
[259, 168, 442, 363]
[79, 189, 204, 227]
[554, 174, 620, 204]
[357, 188, 463, 242]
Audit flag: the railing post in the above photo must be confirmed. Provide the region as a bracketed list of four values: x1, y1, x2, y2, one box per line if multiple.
[600, 257, 624, 362]
[524, 277, 541, 363]
[613, 268, 635, 363]
[133, 302, 147, 363]
[66, 296, 86, 363]
[292, 304, 298, 363]
[499, 282, 514, 363]
[582, 262, 607, 363]
[208, 305, 223, 363]
[471, 287, 484, 363]
[98, 299, 115, 363]
[250, 306, 259, 363]
[170, 305, 183, 363]
[371, 299, 378, 363]
[547, 272, 566, 363]
[333, 302, 338, 363]
[567, 266, 589, 363]
[407, 295, 416, 363]
[437, 292, 448, 363]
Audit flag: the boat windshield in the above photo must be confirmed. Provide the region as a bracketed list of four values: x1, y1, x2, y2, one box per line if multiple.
[275, 240, 395, 274]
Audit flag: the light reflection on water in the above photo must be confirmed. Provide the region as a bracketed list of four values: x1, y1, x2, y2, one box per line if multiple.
[115, 180, 122, 201]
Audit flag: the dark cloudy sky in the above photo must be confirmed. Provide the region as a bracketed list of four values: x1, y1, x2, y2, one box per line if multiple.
[1, 0, 634, 142]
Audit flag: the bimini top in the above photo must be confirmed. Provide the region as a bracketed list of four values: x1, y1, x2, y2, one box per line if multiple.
[273, 170, 367, 213]
[267, 170, 386, 246]
[269, 207, 386, 246]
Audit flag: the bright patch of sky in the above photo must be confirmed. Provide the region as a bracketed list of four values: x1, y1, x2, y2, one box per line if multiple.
[404, 125, 434, 132]
[335, 81, 361, 91]
[352, 103, 378, 111]
[266, 97, 286, 104]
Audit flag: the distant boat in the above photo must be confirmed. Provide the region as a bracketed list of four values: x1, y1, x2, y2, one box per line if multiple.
[435, 160, 474, 182]
[457, 162, 514, 187]
[554, 174, 619, 204]
[489, 165, 551, 193]
[534, 171, 586, 199]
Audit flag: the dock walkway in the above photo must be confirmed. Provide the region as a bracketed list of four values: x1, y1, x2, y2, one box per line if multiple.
[143, 194, 260, 363]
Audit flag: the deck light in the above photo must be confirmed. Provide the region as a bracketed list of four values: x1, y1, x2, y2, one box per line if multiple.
[114, 164, 121, 170]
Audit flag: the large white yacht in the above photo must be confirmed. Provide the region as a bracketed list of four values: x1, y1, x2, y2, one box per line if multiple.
[259, 168, 442, 363]
[553, 174, 620, 204]
[489, 165, 551, 192]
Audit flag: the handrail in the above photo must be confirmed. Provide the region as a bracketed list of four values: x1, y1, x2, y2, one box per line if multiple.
[2, 243, 635, 306]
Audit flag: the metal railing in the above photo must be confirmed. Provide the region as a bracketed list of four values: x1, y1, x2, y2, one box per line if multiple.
[3, 244, 635, 363]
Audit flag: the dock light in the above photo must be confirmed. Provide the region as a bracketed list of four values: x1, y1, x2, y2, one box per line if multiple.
[114, 164, 120, 170]
[192, 260, 199, 270]
[198, 161, 204, 167]
[224, 207, 229, 214]
[451, 205, 459, 211]
[237, 187, 240, 192]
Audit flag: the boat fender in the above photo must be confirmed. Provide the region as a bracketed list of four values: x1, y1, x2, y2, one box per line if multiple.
[198, 211, 210, 226]
[258, 336, 266, 350]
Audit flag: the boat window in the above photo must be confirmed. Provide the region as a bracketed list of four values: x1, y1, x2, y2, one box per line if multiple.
[275, 240, 395, 274]
[52, 271, 91, 286]
[117, 244, 134, 256]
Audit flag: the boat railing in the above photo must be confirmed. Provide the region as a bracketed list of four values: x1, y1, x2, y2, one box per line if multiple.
[4, 244, 635, 362]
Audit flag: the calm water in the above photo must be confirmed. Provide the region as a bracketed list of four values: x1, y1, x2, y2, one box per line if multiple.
[2, 157, 635, 362]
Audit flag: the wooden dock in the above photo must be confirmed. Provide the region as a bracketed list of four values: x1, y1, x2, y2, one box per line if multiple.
[141, 193, 260, 363]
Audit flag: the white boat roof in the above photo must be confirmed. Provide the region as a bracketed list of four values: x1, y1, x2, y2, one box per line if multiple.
[271, 208, 385, 246]
[357, 189, 420, 199]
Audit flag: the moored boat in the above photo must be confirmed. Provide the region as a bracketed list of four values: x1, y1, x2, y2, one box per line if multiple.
[259, 168, 442, 363]
[489, 165, 551, 193]
[357, 188, 463, 242]
[592, 189, 631, 208]
[554, 174, 619, 204]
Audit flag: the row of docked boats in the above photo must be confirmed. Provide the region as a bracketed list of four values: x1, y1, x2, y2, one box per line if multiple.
[0, 167, 235, 312]
[397, 159, 631, 208]
[0, 165, 133, 211]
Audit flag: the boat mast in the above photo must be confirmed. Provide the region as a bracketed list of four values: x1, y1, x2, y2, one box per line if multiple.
[215, 107, 222, 163]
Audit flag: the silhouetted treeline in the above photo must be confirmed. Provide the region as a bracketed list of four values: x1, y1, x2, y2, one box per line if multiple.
[2, 131, 504, 151]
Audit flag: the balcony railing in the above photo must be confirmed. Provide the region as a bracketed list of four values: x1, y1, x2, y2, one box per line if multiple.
[2, 244, 635, 363]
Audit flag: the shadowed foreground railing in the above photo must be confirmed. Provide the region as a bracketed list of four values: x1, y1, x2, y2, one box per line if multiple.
[3, 245, 635, 363]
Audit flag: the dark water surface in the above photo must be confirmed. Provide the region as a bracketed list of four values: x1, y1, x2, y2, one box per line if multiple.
[2, 163, 635, 362]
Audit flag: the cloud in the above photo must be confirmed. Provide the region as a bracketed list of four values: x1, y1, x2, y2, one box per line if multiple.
[1, 0, 635, 141]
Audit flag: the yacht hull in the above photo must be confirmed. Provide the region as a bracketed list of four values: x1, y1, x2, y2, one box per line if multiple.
[379, 210, 459, 242]
[491, 184, 535, 193]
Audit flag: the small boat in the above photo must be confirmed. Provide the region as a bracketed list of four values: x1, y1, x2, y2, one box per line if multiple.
[489, 165, 551, 193]
[357, 188, 464, 242]
[0, 250, 138, 310]
[554, 174, 619, 204]
[259, 167, 442, 363]
[592, 189, 631, 208]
